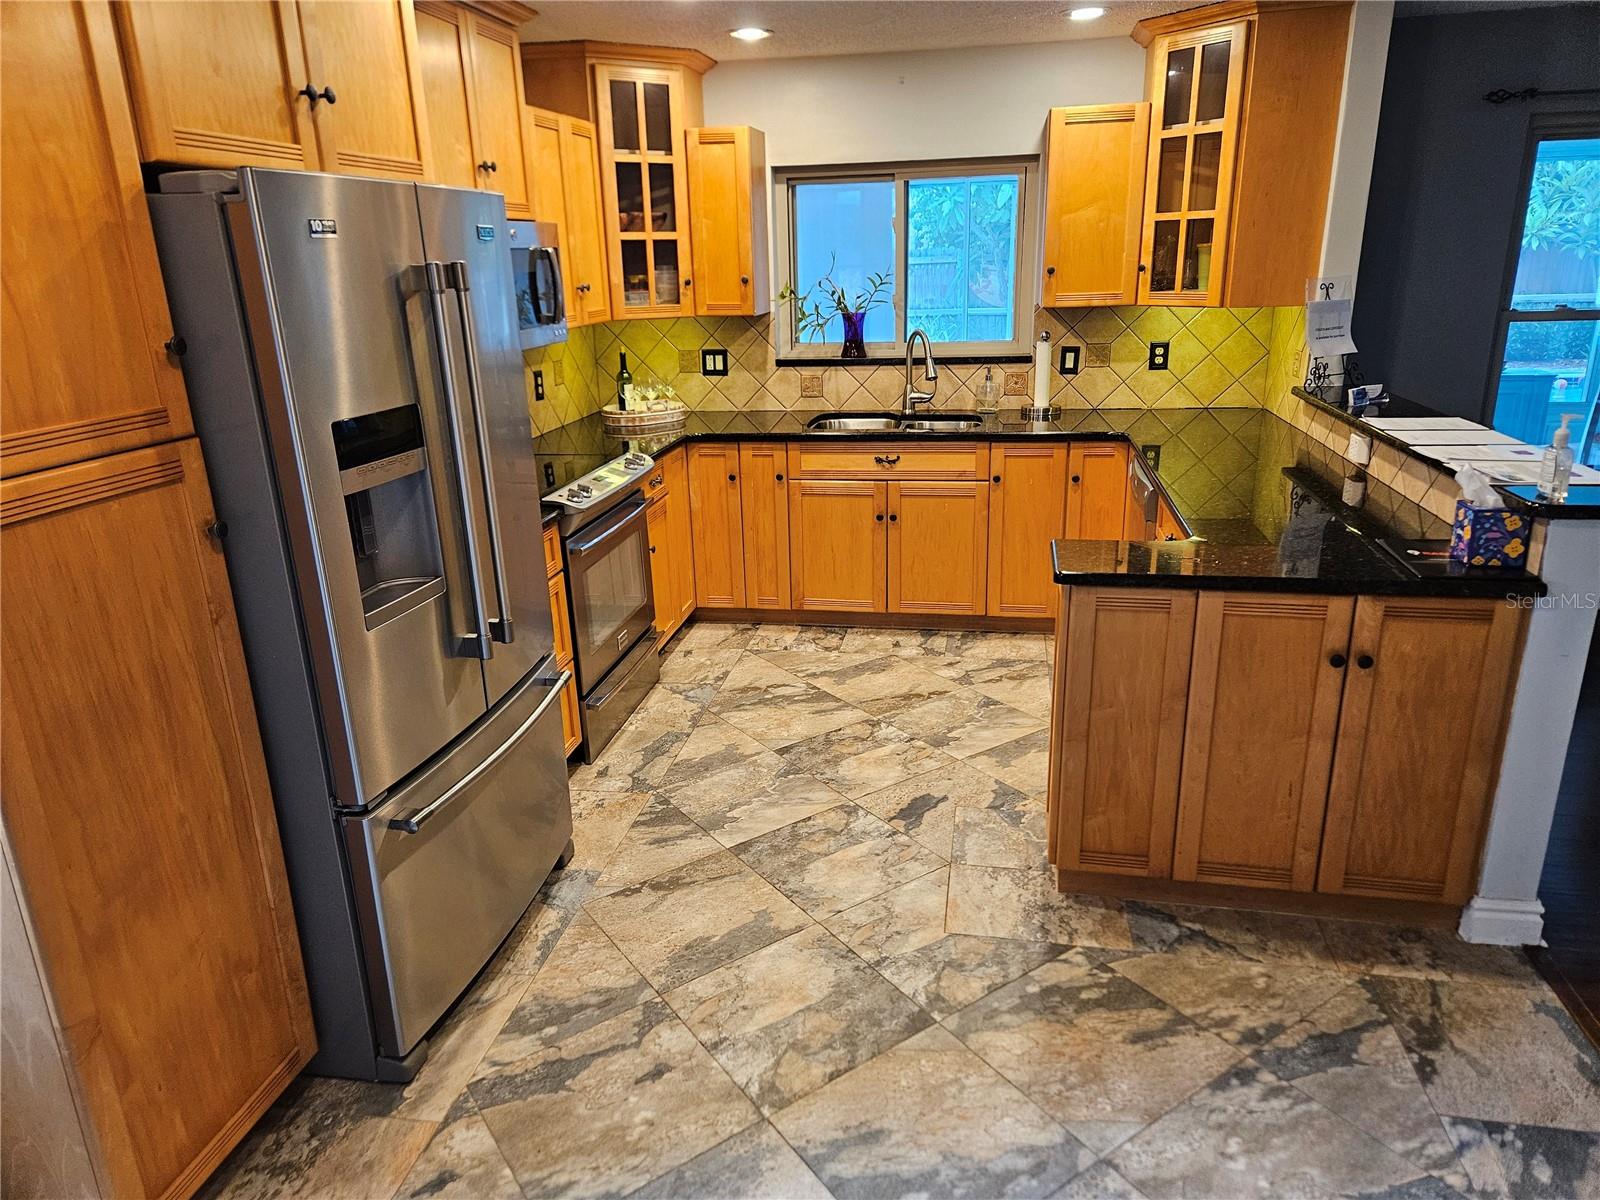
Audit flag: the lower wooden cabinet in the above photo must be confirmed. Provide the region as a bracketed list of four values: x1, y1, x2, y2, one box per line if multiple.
[1051, 587, 1525, 909]
[888, 480, 988, 615]
[687, 443, 746, 608]
[1066, 442, 1129, 538]
[1053, 586, 1196, 877]
[739, 443, 790, 609]
[558, 672, 582, 756]
[987, 445, 1068, 617]
[1173, 593, 1352, 891]
[0, 439, 314, 1200]
[789, 478, 886, 612]
[1317, 596, 1524, 905]
[646, 478, 696, 644]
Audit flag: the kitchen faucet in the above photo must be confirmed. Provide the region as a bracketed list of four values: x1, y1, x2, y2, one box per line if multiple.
[903, 328, 938, 415]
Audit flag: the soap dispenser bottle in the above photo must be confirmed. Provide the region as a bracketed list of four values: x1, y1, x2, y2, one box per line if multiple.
[975, 366, 1000, 414]
[1537, 412, 1578, 503]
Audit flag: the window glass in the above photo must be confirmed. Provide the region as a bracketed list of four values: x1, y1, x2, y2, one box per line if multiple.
[906, 174, 1020, 344]
[1510, 137, 1600, 312]
[793, 180, 897, 344]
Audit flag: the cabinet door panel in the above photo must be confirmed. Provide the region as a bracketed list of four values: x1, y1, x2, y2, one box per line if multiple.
[1041, 104, 1150, 307]
[888, 481, 988, 616]
[467, 15, 533, 218]
[987, 445, 1068, 616]
[1066, 443, 1129, 539]
[114, 0, 317, 171]
[1053, 586, 1195, 877]
[687, 444, 745, 608]
[739, 443, 790, 608]
[560, 672, 582, 755]
[662, 448, 697, 627]
[1175, 593, 1352, 891]
[687, 126, 769, 317]
[299, 0, 431, 180]
[646, 494, 676, 634]
[1318, 598, 1523, 905]
[2, 0, 193, 478]
[0, 440, 313, 1199]
[789, 480, 886, 613]
[414, 2, 476, 188]
[560, 116, 612, 325]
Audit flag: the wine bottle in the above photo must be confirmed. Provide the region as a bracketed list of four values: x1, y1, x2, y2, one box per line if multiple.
[616, 353, 633, 411]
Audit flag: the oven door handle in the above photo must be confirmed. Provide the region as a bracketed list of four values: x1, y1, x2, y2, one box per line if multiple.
[420, 260, 493, 660]
[566, 496, 647, 556]
[444, 260, 515, 644]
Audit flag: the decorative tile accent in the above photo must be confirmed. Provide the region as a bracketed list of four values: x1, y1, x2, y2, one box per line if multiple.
[1003, 371, 1029, 396]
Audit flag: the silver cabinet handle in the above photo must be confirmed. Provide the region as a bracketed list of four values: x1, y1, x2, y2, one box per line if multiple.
[388, 669, 571, 834]
[445, 260, 514, 644]
[422, 261, 492, 660]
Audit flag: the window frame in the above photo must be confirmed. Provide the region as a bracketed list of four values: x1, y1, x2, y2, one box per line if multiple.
[772, 157, 1040, 362]
[1484, 114, 1600, 454]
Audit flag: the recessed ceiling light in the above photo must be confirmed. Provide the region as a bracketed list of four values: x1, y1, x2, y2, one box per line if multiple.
[1069, 7, 1106, 20]
[729, 27, 772, 41]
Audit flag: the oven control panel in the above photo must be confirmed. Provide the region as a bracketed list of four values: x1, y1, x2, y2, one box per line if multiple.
[544, 451, 654, 511]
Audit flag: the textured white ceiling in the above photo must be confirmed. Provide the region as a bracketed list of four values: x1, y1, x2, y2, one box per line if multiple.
[517, 1, 1198, 61]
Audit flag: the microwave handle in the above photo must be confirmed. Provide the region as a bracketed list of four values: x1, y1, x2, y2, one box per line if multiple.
[534, 246, 564, 325]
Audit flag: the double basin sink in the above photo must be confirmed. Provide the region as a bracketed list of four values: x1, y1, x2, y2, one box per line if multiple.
[805, 412, 985, 434]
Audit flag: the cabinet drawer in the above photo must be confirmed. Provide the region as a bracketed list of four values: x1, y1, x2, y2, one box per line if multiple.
[542, 521, 562, 577]
[641, 452, 674, 500]
[786, 441, 988, 480]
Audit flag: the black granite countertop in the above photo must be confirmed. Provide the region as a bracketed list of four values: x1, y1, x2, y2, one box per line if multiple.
[533, 406, 1545, 599]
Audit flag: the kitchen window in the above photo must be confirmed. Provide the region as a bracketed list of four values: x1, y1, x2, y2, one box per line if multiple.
[773, 159, 1038, 359]
[1488, 122, 1600, 467]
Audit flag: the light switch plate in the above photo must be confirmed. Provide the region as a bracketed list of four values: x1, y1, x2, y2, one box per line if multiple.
[800, 373, 825, 399]
[702, 348, 729, 376]
[1003, 371, 1028, 396]
[1058, 344, 1081, 376]
[1148, 341, 1170, 371]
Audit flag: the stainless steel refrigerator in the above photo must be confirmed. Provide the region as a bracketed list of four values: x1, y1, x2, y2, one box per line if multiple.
[150, 168, 572, 1081]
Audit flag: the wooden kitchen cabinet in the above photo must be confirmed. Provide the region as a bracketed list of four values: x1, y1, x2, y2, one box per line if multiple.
[888, 481, 989, 616]
[1131, 2, 1350, 306]
[687, 443, 746, 608]
[986, 444, 1069, 617]
[116, 0, 435, 180]
[739, 443, 790, 609]
[644, 448, 696, 641]
[687, 126, 771, 317]
[1052, 586, 1196, 877]
[0, 439, 314, 1200]
[1174, 593, 1353, 891]
[559, 114, 613, 325]
[1041, 104, 1150, 307]
[1066, 442, 1129, 538]
[1318, 597, 1523, 905]
[2, 0, 193, 480]
[414, 1, 538, 216]
[788, 479, 887, 613]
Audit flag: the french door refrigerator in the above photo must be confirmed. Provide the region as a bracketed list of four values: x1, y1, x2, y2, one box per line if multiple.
[150, 169, 571, 1081]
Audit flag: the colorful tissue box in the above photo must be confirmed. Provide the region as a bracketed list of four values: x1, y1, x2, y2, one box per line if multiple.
[1450, 501, 1528, 569]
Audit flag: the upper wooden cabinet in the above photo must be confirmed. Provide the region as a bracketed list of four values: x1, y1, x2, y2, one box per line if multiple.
[1, 439, 315, 1199]
[526, 106, 611, 326]
[687, 126, 772, 317]
[1040, 104, 1150, 308]
[1, 0, 192, 479]
[1318, 597, 1523, 905]
[415, 2, 537, 216]
[1131, 1, 1351, 306]
[115, 0, 435, 180]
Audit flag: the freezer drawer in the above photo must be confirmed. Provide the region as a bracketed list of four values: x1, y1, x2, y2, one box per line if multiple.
[344, 663, 572, 1061]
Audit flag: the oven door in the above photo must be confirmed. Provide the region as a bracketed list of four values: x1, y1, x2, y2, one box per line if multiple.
[565, 495, 655, 693]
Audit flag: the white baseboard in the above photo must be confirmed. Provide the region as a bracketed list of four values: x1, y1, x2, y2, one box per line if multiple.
[1458, 896, 1545, 946]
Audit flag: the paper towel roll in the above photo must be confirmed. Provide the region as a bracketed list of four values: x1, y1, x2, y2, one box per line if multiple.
[1033, 334, 1052, 410]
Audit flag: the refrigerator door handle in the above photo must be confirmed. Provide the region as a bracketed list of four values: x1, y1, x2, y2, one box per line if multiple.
[387, 666, 571, 834]
[421, 260, 493, 661]
[443, 259, 514, 645]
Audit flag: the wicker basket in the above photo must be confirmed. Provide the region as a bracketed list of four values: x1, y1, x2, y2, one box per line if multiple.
[599, 402, 689, 433]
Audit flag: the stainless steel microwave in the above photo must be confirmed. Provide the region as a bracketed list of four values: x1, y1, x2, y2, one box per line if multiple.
[507, 220, 566, 350]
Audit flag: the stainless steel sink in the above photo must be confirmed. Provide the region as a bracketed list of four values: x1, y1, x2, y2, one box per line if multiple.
[900, 417, 983, 433]
[805, 414, 901, 432]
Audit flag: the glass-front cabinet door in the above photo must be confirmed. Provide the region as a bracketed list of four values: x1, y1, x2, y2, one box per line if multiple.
[594, 63, 694, 318]
[1138, 23, 1248, 306]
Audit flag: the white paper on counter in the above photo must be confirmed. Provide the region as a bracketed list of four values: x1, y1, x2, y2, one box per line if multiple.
[1361, 417, 1490, 431]
[1386, 429, 1521, 446]
[1426, 444, 1543, 462]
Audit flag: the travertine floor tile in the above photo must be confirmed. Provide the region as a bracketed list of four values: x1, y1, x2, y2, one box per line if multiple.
[946, 864, 1136, 949]
[1321, 920, 1544, 989]
[889, 689, 1046, 762]
[594, 795, 722, 892]
[777, 719, 953, 799]
[393, 1095, 521, 1200]
[1444, 1117, 1600, 1199]
[627, 1122, 832, 1200]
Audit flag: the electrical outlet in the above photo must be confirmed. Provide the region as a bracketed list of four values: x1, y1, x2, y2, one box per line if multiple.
[1086, 343, 1112, 368]
[1148, 341, 1170, 371]
[1003, 371, 1028, 396]
[701, 348, 729, 376]
[1058, 344, 1081, 376]
[542, 461, 556, 489]
[531, 369, 545, 402]
[800, 373, 825, 399]
[678, 349, 699, 374]
[1142, 443, 1161, 471]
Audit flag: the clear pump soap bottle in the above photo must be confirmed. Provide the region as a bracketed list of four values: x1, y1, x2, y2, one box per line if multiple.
[1537, 412, 1578, 503]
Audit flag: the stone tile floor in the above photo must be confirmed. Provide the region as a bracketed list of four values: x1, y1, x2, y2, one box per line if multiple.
[205, 624, 1600, 1200]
